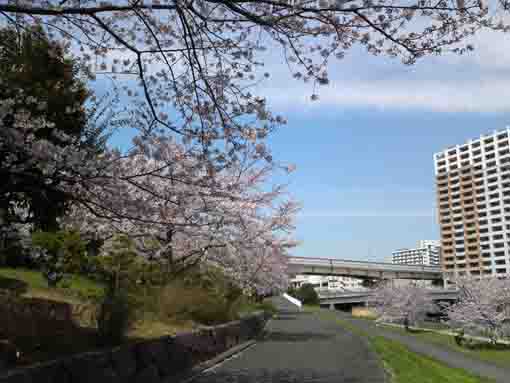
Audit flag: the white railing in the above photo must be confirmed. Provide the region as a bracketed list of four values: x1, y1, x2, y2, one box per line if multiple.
[282, 293, 302, 308]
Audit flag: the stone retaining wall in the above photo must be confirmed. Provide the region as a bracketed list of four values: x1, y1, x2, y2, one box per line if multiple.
[0, 312, 269, 383]
[0, 294, 74, 341]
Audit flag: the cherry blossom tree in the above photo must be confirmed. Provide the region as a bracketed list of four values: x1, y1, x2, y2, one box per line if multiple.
[1, 82, 297, 292]
[370, 282, 434, 330]
[445, 277, 510, 343]
[6, 0, 502, 292]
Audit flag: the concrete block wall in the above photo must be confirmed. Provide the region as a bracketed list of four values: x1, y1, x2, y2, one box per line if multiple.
[0, 312, 269, 383]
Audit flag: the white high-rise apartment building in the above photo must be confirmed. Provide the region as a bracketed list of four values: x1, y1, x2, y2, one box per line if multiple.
[434, 128, 510, 280]
[289, 275, 364, 292]
[392, 240, 441, 265]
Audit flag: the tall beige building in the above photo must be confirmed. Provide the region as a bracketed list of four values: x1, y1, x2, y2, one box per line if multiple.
[434, 129, 510, 282]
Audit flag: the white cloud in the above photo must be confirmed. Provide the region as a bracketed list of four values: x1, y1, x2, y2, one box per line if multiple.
[298, 209, 436, 218]
[264, 76, 510, 113]
[255, 27, 510, 113]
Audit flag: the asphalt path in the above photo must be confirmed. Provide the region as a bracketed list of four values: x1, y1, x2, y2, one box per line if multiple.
[192, 298, 386, 383]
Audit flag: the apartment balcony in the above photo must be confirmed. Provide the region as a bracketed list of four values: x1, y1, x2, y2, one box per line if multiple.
[439, 215, 452, 222]
[450, 193, 461, 201]
[491, 237, 506, 244]
[439, 215, 452, 223]
[465, 234, 478, 242]
[462, 200, 475, 208]
[437, 191, 449, 200]
[499, 155, 510, 164]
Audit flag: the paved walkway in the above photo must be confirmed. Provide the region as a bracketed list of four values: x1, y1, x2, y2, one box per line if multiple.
[332, 311, 510, 383]
[193, 298, 386, 383]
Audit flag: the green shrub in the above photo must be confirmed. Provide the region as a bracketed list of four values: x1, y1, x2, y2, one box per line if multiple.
[257, 300, 278, 315]
[454, 329, 465, 346]
[0, 277, 28, 296]
[286, 286, 298, 297]
[188, 297, 232, 325]
[96, 290, 133, 346]
[31, 230, 90, 287]
[296, 283, 319, 305]
[93, 235, 171, 295]
[158, 281, 233, 325]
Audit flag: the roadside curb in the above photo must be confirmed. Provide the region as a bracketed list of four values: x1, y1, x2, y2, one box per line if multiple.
[174, 317, 273, 383]
[380, 322, 510, 345]
[174, 340, 257, 383]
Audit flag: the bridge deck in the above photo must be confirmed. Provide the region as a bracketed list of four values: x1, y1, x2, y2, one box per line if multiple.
[288, 256, 442, 280]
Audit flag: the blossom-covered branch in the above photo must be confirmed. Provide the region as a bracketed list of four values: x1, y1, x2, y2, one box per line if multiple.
[0, 0, 496, 150]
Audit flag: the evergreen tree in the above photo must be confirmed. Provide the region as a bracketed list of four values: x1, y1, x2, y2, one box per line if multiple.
[0, 27, 91, 231]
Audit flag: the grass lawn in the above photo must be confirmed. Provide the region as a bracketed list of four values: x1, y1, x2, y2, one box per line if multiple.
[0, 267, 193, 339]
[372, 336, 494, 383]
[381, 325, 510, 369]
[0, 267, 104, 303]
[316, 310, 494, 383]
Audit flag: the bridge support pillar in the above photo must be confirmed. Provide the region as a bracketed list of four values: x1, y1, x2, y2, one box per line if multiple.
[329, 304, 335, 310]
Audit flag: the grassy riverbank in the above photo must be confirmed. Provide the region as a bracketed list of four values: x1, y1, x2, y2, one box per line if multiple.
[380, 324, 510, 369]
[314, 309, 494, 383]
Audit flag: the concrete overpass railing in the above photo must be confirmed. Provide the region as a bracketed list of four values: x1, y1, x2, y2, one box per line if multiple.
[318, 289, 459, 306]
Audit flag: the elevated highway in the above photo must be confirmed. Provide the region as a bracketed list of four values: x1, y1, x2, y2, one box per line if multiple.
[318, 289, 459, 307]
[287, 256, 443, 281]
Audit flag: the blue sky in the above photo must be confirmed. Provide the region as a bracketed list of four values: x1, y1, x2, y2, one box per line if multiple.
[107, 26, 510, 263]
[249, 28, 510, 262]
[271, 109, 510, 262]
